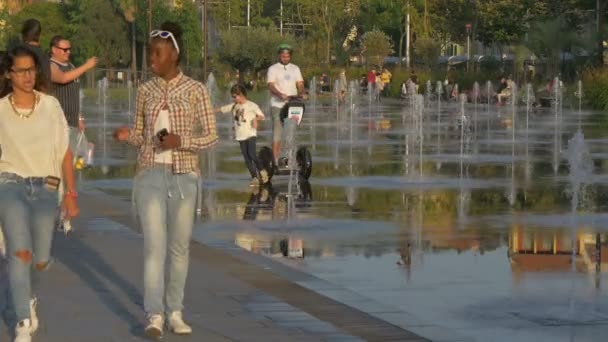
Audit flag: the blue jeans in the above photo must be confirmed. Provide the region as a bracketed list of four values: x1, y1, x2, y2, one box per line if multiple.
[0, 173, 59, 321]
[239, 137, 260, 178]
[134, 166, 198, 316]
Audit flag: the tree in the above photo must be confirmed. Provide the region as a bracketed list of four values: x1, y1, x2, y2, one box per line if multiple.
[296, 0, 350, 65]
[217, 26, 295, 74]
[6, 2, 68, 50]
[526, 17, 590, 77]
[67, 0, 130, 69]
[415, 36, 441, 69]
[361, 29, 394, 66]
[114, 0, 137, 79]
[476, 0, 529, 46]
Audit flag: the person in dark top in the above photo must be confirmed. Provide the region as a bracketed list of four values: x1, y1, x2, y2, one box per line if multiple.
[21, 19, 50, 85]
[49, 35, 97, 130]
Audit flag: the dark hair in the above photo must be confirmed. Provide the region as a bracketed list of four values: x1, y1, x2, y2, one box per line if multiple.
[21, 19, 41, 43]
[0, 43, 48, 97]
[230, 84, 247, 97]
[155, 21, 183, 64]
[49, 35, 67, 50]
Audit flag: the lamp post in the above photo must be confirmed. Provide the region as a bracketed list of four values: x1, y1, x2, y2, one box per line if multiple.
[202, 0, 208, 81]
[405, 0, 410, 69]
[466, 23, 471, 72]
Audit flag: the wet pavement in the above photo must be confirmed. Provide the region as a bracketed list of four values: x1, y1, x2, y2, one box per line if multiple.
[77, 86, 608, 341]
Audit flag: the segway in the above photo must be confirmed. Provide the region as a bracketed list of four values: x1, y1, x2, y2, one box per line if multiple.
[258, 97, 312, 184]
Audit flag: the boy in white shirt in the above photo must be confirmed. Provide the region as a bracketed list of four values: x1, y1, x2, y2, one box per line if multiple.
[218, 84, 266, 186]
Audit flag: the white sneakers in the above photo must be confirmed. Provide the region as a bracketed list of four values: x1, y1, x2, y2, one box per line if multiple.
[145, 312, 192, 339]
[13, 298, 38, 342]
[259, 169, 269, 184]
[30, 297, 38, 335]
[14, 319, 32, 342]
[144, 314, 164, 339]
[168, 311, 192, 335]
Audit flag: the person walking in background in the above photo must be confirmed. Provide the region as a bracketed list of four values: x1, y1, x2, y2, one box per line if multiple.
[216, 84, 266, 186]
[380, 67, 392, 96]
[49, 35, 97, 132]
[367, 66, 377, 98]
[0, 43, 79, 342]
[21, 19, 50, 85]
[267, 43, 305, 165]
[48, 35, 96, 232]
[113, 21, 217, 339]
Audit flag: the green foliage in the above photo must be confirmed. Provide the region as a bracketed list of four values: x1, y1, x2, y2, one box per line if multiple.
[217, 27, 295, 73]
[476, 0, 535, 46]
[66, 0, 130, 68]
[361, 29, 394, 67]
[414, 37, 441, 70]
[582, 67, 608, 110]
[5, 2, 68, 50]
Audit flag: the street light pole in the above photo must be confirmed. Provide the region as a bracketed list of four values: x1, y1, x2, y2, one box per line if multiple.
[202, 0, 208, 81]
[247, 0, 250, 27]
[280, 0, 283, 36]
[405, 1, 410, 69]
[466, 23, 471, 72]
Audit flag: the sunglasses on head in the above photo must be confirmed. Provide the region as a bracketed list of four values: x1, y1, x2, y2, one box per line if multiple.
[150, 30, 180, 54]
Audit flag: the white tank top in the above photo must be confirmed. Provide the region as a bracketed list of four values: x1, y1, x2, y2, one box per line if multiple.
[154, 109, 173, 163]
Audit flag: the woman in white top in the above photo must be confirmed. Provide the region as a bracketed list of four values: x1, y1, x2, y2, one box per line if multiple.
[0, 44, 79, 342]
[217, 84, 265, 186]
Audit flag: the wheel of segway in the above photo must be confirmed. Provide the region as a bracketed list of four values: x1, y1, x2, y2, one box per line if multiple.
[296, 146, 312, 180]
[258, 146, 274, 183]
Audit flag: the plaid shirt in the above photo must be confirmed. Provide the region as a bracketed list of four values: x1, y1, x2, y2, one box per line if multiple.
[127, 72, 217, 174]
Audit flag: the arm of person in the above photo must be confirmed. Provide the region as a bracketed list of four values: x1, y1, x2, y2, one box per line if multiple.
[179, 85, 218, 151]
[267, 66, 288, 100]
[61, 148, 79, 218]
[216, 104, 233, 114]
[126, 89, 145, 145]
[52, 102, 78, 218]
[295, 67, 306, 98]
[268, 82, 288, 100]
[50, 57, 97, 84]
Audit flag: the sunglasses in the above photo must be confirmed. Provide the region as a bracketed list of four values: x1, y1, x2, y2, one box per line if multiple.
[54, 46, 71, 53]
[150, 30, 180, 54]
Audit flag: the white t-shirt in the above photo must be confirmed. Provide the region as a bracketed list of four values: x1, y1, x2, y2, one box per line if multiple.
[154, 109, 173, 163]
[267, 62, 303, 108]
[0, 92, 69, 180]
[220, 100, 264, 141]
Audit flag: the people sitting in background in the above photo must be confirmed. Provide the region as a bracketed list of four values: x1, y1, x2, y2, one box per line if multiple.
[360, 74, 368, 93]
[496, 76, 512, 105]
[321, 73, 330, 92]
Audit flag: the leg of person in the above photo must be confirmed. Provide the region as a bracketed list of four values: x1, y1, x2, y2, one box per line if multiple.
[247, 137, 265, 184]
[30, 184, 60, 335]
[271, 106, 283, 163]
[0, 182, 34, 340]
[165, 172, 197, 335]
[134, 167, 168, 338]
[239, 139, 257, 180]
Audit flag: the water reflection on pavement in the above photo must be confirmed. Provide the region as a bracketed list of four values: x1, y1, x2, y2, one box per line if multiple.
[81, 93, 608, 342]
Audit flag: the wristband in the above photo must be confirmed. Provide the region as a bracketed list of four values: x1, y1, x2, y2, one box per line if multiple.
[64, 191, 78, 198]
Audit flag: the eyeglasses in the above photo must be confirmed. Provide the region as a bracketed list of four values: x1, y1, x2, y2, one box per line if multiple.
[150, 30, 180, 54]
[9, 67, 36, 77]
[54, 46, 71, 53]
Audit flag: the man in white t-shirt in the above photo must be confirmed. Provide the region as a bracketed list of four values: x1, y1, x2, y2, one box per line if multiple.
[267, 43, 305, 164]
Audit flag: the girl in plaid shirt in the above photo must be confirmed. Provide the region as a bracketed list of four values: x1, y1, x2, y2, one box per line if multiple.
[114, 22, 217, 339]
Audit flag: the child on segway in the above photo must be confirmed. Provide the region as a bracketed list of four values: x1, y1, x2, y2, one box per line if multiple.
[216, 84, 268, 186]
